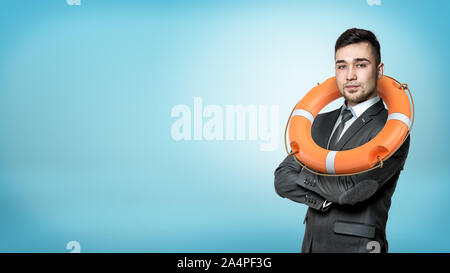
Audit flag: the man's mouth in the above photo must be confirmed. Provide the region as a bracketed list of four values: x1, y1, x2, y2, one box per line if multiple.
[345, 84, 360, 91]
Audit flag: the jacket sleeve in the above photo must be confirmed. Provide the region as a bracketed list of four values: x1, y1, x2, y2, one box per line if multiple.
[297, 135, 410, 205]
[274, 152, 332, 211]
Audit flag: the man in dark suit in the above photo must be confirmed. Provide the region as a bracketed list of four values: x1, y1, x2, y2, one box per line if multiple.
[274, 28, 410, 253]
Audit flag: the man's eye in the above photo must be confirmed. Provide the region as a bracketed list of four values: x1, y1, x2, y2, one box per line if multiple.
[337, 65, 346, 69]
[357, 63, 366, 68]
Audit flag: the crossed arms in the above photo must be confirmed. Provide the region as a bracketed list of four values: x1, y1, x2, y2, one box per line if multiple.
[274, 136, 410, 210]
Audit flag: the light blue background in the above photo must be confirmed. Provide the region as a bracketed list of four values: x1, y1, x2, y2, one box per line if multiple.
[0, 0, 448, 252]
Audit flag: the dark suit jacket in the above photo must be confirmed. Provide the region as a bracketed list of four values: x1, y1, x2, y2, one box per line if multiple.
[274, 99, 410, 253]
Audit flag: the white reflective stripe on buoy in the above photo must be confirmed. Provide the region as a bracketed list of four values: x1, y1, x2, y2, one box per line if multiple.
[292, 109, 314, 124]
[387, 113, 411, 130]
[326, 151, 338, 174]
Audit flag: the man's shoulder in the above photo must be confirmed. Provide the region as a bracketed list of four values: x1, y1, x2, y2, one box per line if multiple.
[366, 100, 388, 127]
[315, 109, 340, 120]
[311, 109, 340, 133]
[314, 109, 340, 124]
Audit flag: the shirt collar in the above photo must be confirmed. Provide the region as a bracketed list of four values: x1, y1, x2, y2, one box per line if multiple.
[341, 95, 380, 119]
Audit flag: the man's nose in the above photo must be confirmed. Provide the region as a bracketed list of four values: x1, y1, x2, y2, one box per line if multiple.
[346, 66, 357, 81]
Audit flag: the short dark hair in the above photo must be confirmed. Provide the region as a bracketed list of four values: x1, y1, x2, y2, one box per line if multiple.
[335, 28, 381, 66]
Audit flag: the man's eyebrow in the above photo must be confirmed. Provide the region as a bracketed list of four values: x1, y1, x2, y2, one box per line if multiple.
[355, 58, 371, 63]
[335, 58, 371, 64]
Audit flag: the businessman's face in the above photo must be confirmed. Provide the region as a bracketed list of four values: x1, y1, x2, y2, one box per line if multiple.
[335, 42, 384, 107]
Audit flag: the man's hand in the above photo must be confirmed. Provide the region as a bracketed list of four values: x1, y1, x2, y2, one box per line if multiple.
[337, 179, 378, 205]
[297, 167, 378, 205]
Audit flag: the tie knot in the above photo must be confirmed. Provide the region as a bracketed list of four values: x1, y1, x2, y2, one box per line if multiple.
[341, 109, 353, 123]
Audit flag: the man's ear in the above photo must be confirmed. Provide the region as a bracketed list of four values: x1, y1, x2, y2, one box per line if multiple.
[377, 62, 384, 80]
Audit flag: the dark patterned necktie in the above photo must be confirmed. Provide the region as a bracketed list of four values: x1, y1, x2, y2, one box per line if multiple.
[328, 109, 353, 150]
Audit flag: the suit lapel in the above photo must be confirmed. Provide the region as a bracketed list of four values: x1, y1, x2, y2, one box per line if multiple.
[318, 109, 341, 149]
[334, 99, 385, 151]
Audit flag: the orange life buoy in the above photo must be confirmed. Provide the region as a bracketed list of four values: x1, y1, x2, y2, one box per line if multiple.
[288, 75, 412, 174]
